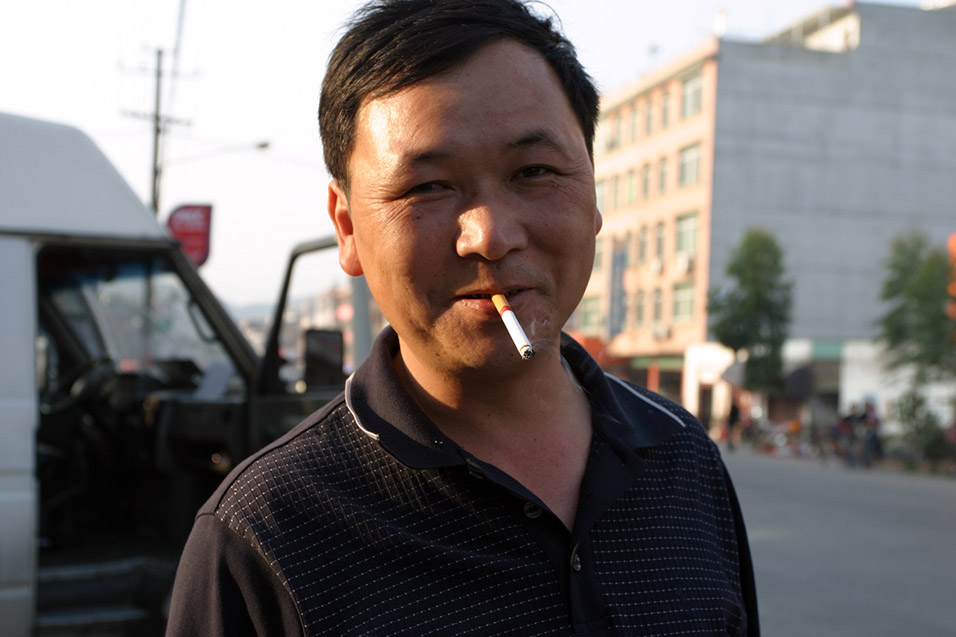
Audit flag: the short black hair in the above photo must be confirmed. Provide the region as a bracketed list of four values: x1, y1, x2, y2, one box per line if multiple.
[319, 0, 599, 189]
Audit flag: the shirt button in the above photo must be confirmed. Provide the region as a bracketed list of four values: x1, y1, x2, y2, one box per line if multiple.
[523, 502, 543, 519]
[572, 553, 582, 572]
[571, 544, 583, 572]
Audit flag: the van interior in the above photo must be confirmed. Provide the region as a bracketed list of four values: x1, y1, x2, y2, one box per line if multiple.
[34, 245, 248, 634]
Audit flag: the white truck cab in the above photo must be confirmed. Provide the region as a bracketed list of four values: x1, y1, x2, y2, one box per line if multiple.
[0, 112, 348, 635]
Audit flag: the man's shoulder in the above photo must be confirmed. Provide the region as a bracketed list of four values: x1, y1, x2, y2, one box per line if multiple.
[602, 379, 735, 520]
[602, 374, 716, 448]
[560, 335, 713, 449]
[199, 394, 363, 523]
[606, 375, 702, 428]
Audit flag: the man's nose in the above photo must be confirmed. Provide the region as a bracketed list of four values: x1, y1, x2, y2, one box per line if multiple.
[455, 192, 528, 261]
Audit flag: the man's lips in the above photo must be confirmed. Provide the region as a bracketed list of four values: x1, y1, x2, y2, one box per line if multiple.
[458, 289, 524, 300]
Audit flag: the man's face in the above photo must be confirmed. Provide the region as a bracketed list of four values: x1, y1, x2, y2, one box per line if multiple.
[329, 39, 601, 375]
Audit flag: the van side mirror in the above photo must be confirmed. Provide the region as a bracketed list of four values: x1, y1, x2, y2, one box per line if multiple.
[303, 329, 345, 388]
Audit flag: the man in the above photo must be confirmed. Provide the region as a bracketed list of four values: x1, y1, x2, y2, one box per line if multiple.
[166, 1, 759, 635]
[727, 399, 741, 451]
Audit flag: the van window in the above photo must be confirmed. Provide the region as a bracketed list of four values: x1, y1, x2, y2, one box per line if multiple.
[38, 247, 244, 396]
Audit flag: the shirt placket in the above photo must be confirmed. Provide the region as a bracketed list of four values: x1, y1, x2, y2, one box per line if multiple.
[473, 430, 647, 635]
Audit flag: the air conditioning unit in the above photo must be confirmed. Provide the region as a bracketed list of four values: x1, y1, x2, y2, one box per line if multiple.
[652, 323, 671, 340]
[650, 258, 663, 274]
[674, 253, 695, 275]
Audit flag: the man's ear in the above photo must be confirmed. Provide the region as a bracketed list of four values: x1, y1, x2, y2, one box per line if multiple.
[328, 179, 363, 276]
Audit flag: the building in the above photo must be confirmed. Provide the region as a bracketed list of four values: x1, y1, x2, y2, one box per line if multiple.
[578, 2, 956, 429]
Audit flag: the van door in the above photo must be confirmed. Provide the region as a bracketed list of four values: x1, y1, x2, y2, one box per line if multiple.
[35, 242, 254, 548]
[248, 237, 376, 449]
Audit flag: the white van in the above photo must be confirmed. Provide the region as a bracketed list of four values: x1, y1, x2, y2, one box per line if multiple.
[0, 112, 353, 636]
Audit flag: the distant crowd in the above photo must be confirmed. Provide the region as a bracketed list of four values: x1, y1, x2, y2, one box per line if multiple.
[829, 402, 883, 468]
[720, 399, 884, 469]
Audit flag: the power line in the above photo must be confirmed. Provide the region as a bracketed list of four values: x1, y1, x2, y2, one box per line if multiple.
[161, 0, 190, 183]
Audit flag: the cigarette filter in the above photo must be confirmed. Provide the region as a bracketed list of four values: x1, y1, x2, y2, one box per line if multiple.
[491, 293, 535, 360]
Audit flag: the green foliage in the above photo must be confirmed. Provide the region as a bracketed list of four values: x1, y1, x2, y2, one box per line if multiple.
[708, 228, 792, 393]
[876, 232, 956, 383]
[895, 389, 954, 471]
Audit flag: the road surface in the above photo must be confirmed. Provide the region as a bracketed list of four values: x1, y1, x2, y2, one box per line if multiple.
[723, 448, 956, 636]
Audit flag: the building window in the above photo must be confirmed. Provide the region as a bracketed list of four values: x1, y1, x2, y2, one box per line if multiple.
[606, 112, 622, 151]
[635, 290, 645, 327]
[661, 90, 670, 128]
[595, 179, 605, 211]
[594, 116, 609, 158]
[682, 72, 702, 119]
[658, 157, 667, 195]
[593, 237, 603, 272]
[621, 232, 632, 267]
[642, 164, 651, 199]
[678, 143, 700, 187]
[638, 226, 647, 264]
[645, 98, 654, 136]
[629, 103, 639, 143]
[675, 212, 698, 255]
[626, 170, 637, 205]
[579, 296, 601, 332]
[673, 281, 695, 323]
[655, 222, 665, 260]
[653, 288, 663, 324]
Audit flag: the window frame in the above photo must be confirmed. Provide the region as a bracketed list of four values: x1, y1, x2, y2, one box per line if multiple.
[678, 143, 701, 188]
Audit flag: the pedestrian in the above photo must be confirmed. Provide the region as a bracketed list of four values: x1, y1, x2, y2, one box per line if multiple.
[862, 400, 882, 467]
[165, 1, 758, 634]
[837, 404, 860, 466]
[727, 398, 741, 451]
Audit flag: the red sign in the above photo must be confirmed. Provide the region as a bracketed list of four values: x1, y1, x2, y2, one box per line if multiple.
[167, 204, 212, 267]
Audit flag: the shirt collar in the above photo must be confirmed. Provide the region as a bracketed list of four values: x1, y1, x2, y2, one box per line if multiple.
[345, 326, 684, 470]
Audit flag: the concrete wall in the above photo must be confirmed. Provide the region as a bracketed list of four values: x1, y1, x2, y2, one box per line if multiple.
[710, 3, 956, 341]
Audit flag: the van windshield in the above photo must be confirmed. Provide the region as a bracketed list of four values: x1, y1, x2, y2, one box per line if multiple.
[38, 247, 245, 396]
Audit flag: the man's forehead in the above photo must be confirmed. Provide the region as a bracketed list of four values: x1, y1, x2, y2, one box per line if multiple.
[354, 44, 575, 141]
[356, 39, 559, 116]
[374, 38, 538, 83]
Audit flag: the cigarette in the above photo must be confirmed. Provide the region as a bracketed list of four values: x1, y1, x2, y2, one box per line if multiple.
[491, 293, 535, 360]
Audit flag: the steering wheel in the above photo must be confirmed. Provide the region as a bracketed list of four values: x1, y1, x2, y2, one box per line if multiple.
[40, 358, 115, 416]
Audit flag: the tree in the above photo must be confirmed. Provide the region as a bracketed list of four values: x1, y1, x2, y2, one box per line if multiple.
[895, 389, 954, 472]
[876, 231, 956, 384]
[708, 228, 792, 393]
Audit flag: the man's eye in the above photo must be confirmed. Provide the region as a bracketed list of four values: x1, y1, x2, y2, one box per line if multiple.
[515, 166, 552, 179]
[403, 182, 444, 197]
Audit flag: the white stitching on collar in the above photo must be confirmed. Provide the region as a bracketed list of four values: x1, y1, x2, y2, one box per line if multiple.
[344, 374, 381, 440]
[606, 374, 687, 428]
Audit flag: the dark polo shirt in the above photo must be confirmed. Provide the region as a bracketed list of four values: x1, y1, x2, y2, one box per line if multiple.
[166, 328, 758, 636]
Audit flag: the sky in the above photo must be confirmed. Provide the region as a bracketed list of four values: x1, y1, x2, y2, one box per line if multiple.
[0, 0, 923, 309]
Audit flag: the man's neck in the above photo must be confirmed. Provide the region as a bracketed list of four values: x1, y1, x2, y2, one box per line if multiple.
[393, 344, 593, 529]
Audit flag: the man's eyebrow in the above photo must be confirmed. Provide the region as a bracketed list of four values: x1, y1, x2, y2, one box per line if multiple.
[400, 130, 572, 166]
[409, 149, 452, 164]
[507, 131, 573, 160]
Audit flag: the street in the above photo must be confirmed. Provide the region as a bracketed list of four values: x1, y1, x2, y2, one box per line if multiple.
[722, 448, 956, 636]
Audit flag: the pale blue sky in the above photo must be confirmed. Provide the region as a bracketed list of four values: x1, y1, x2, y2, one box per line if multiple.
[0, 0, 921, 307]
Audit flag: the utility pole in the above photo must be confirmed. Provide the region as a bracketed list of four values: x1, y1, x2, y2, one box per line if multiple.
[151, 49, 163, 214]
[123, 48, 189, 216]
